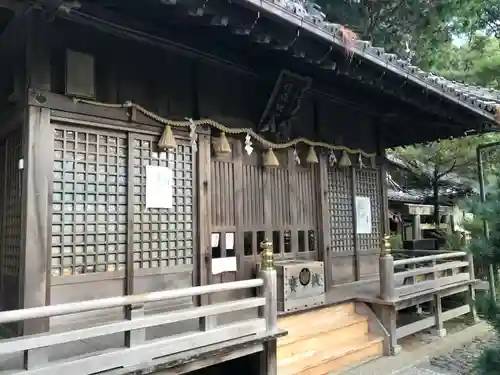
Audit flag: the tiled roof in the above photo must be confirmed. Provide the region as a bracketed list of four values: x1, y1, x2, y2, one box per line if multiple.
[385, 155, 476, 203]
[242, 0, 500, 123]
[386, 154, 477, 190]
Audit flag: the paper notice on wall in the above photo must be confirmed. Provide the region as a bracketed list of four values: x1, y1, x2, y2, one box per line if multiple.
[145, 165, 173, 209]
[355, 196, 372, 234]
[225, 232, 235, 250]
[211, 257, 237, 275]
[211, 233, 220, 247]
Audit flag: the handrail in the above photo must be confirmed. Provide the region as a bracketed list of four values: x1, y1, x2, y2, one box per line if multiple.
[393, 251, 467, 267]
[0, 279, 263, 324]
[391, 249, 458, 253]
[379, 250, 472, 301]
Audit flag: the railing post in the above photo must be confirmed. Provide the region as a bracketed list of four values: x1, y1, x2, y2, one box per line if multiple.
[378, 235, 401, 355]
[466, 252, 479, 324]
[23, 348, 48, 370]
[379, 235, 396, 301]
[125, 304, 146, 347]
[259, 239, 277, 375]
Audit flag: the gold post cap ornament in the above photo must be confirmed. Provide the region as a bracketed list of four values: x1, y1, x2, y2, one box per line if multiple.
[260, 239, 274, 270]
[382, 235, 391, 256]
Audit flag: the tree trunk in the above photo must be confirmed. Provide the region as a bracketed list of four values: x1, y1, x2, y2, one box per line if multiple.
[433, 172, 440, 227]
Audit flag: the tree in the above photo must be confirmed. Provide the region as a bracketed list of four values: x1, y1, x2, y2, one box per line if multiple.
[428, 36, 500, 89]
[315, 0, 463, 63]
[451, 0, 500, 40]
[392, 133, 500, 226]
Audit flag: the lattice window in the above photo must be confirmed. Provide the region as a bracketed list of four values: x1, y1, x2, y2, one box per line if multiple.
[132, 139, 194, 268]
[327, 169, 354, 253]
[51, 128, 128, 276]
[355, 169, 382, 252]
[3, 135, 22, 276]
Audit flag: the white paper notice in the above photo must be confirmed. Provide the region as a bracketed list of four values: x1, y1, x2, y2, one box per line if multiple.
[211, 257, 237, 275]
[225, 232, 235, 250]
[355, 196, 372, 234]
[145, 165, 173, 209]
[211, 233, 220, 247]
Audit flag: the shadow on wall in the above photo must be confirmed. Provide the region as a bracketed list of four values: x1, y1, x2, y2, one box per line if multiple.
[188, 353, 260, 375]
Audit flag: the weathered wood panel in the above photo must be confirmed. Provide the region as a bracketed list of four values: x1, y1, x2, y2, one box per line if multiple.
[0, 130, 23, 326]
[242, 163, 265, 229]
[355, 168, 382, 279]
[211, 160, 235, 229]
[327, 167, 356, 284]
[269, 168, 291, 229]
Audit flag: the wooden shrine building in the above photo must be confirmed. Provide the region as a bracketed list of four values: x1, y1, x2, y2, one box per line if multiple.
[0, 0, 497, 374]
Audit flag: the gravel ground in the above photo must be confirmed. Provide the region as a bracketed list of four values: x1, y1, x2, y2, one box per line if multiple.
[399, 332, 498, 375]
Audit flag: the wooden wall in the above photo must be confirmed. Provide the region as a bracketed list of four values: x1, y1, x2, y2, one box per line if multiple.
[48, 19, 377, 154]
[11, 16, 385, 331]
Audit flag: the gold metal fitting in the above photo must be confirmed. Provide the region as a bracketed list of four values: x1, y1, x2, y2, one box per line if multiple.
[260, 239, 274, 270]
[381, 234, 391, 256]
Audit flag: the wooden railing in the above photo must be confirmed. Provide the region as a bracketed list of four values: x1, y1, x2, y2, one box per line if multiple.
[378, 247, 477, 349]
[380, 250, 473, 301]
[0, 261, 279, 375]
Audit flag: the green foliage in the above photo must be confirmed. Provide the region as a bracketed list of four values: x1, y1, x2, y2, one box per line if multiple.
[450, 0, 500, 40]
[390, 135, 500, 225]
[475, 346, 500, 375]
[440, 231, 465, 251]
[462, 179, 500, 374]
[474, 293, 500, 375]
[315, 0, 500, 89]
[389, 233, 403, 249]
[316, 0, 458, 60]
[463, 176, 500, 268]
[430, 37, 500, 89]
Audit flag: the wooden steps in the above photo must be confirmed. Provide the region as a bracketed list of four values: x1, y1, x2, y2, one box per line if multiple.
[277, 303, 383, 375]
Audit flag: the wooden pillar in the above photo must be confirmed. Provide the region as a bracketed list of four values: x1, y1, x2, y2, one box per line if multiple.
[287, 150, 298, 257]
[379, 237, 395, 301]
[197, 133, 216, 330]
[412, 214, 421, 240]
[317, 153, 331, 288]
[467, 252, 479, 324]
[19, 9, 52, 342]
[263, 164, 273, 241]
[259, 240, 277, 375]
[379, 306, 401, 355]
[376, 122, 389, 240]
[351, 167, 360, 281]
[433, 294, 446, 337]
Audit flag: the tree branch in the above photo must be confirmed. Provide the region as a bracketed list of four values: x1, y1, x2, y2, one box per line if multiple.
[437, 160, 457, 178]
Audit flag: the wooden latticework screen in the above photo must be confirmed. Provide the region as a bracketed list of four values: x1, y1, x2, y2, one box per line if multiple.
[132, 137, 194, 269]
[51, 128, 128, 276]
[326, 165, 383, 284]
[50, 125, 196, 328]
[327, 168, 354, 254]
[0, 131, 23, 314]
[355, 169, 382, 253]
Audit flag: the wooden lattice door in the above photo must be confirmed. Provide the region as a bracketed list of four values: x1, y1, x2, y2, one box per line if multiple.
[326, 166, 383, 286]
